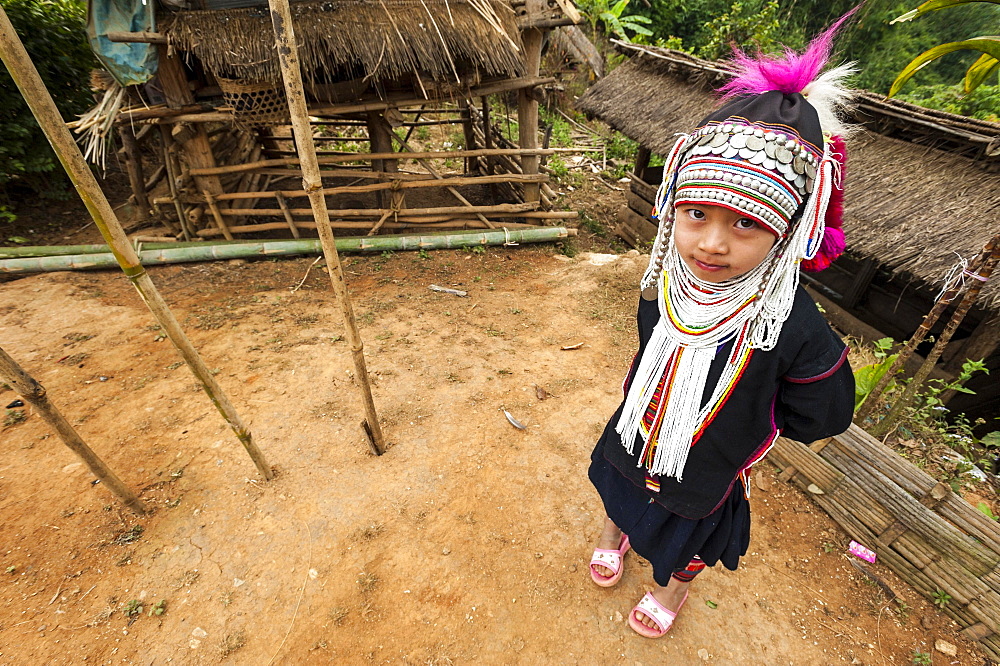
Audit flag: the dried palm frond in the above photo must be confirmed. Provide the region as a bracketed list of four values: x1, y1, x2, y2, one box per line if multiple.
[67, 80, 127, 171]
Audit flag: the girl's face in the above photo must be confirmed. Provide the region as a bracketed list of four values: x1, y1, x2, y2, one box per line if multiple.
[673, 204, 778, 282]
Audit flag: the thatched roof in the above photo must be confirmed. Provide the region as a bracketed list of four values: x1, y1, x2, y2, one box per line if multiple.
[162, 0, 525, 85]
[576, 44, 1000, 311]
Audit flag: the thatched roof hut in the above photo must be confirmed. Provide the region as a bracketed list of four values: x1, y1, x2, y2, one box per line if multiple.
[162, 0, 526, 88]
[576, 44, 1000, 312]
[88, 0, 579, 239]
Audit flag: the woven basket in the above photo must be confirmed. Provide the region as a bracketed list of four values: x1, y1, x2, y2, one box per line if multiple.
[218, 77, 289, 128]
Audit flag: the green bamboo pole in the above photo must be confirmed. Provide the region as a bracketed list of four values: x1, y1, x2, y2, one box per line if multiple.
[0, 7, 273, 480]
[268, 0, 388, 455]
[0, 228, 572, 273]
[0, 227, 573, 260]
[0, 345, 146, 515]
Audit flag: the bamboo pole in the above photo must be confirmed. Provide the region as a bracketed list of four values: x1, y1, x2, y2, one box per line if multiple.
[0, 346, 146, 514]
[0, 228, 574, 273]
[0, 7, 273, 480]
[869, 237, 1000, 439]
[196, 173, 549, 202]
[218, 202, 537, 217]
[188, 148, 557, 177]
[856, 230, 1000, 425]
[268, 0, 385, 456]
[202, 190, 235, 241]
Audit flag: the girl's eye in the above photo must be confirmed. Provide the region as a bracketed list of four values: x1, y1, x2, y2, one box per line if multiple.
[735, 218, 758, 230]
[684, 208, 705, 220]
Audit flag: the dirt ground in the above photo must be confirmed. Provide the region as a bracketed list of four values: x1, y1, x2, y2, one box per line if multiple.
[0, 233, 991, 665]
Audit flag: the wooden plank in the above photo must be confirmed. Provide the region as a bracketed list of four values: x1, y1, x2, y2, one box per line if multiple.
[616, 205, 656, 247]
[626, 190, 656, 223]
[629, 176, 657, 203]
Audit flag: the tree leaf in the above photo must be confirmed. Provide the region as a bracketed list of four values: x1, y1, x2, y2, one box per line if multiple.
[705, 599, 718, 609]
[890, 37, 1000, 97]
[964, 53, 1000, 93]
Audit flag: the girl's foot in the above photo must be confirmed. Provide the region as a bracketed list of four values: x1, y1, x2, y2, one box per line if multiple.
[633, 578, 690, 632]
[592, 517, 624, 578]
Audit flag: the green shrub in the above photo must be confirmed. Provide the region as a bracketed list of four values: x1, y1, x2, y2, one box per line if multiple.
[0, 0, 96, 194]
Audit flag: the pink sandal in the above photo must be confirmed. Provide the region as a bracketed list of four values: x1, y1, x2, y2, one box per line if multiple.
[628, 590, 688, 638]
[589, 533, 630, 587]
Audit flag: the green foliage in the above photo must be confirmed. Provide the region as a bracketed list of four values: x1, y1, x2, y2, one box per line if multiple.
[897, 82, 1000, 120]
[625, 0, 1000, 105]
[911, 651, 932, 666]
[577, 0, 652, 42]
[853, 338, 900, 412]
[977, 502, 999, 520]
[932, 588, 952, 608]
[698, 0, 783, 60]
[0, 0, 97, 193]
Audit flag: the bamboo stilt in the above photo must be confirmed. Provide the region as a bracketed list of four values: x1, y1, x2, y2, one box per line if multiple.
[0, 7, 273, 480]
[274, 191, 302, 238]
[268, 0, 385, 456]
[203, 190, 235, 241]
[0, 346, 146, 514]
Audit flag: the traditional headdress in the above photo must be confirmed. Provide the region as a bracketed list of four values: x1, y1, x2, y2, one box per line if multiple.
[615, 18, 856, 480]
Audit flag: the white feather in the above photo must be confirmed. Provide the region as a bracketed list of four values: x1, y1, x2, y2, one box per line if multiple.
[802, 62, 858, 138]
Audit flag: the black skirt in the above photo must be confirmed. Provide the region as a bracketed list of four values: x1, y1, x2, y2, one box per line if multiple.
[589, 426, 751, 587]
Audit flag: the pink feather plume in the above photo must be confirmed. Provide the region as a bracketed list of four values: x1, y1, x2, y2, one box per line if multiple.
[718, 8, 859, 101]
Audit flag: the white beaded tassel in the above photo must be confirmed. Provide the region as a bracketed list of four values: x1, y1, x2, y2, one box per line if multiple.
[642, 135, 690, 290]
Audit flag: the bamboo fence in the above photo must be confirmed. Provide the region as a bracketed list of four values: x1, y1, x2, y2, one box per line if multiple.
[770, 424, 1000, 660]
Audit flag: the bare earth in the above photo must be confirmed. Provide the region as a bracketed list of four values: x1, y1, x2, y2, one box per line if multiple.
[0, 246, 987, 665]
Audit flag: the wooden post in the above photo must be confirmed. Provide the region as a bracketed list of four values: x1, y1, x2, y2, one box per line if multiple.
[634, 146, 650, 182]
[460, 99, 478, 174]
[119, 124, 150, 220]
[367, 111, 404, 216]
[0, 8, 273, 480]
[156, 45, 229, 232]
[842, 258, 878, 310]
[517, 0, 545, 204]
[481, 95, 494, 176]
[0, 345, 146, 514]
[159, 125, 192, 241]
[268, 0, 385, 455]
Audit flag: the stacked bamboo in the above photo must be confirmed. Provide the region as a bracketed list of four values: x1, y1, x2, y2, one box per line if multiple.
[770, 424, 1000, 660]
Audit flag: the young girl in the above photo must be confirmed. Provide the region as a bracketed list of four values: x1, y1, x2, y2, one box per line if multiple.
[587, 22, 857, 639]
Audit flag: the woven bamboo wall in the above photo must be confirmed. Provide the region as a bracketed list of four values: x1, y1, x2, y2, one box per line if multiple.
[770, 424, 1000, 660]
